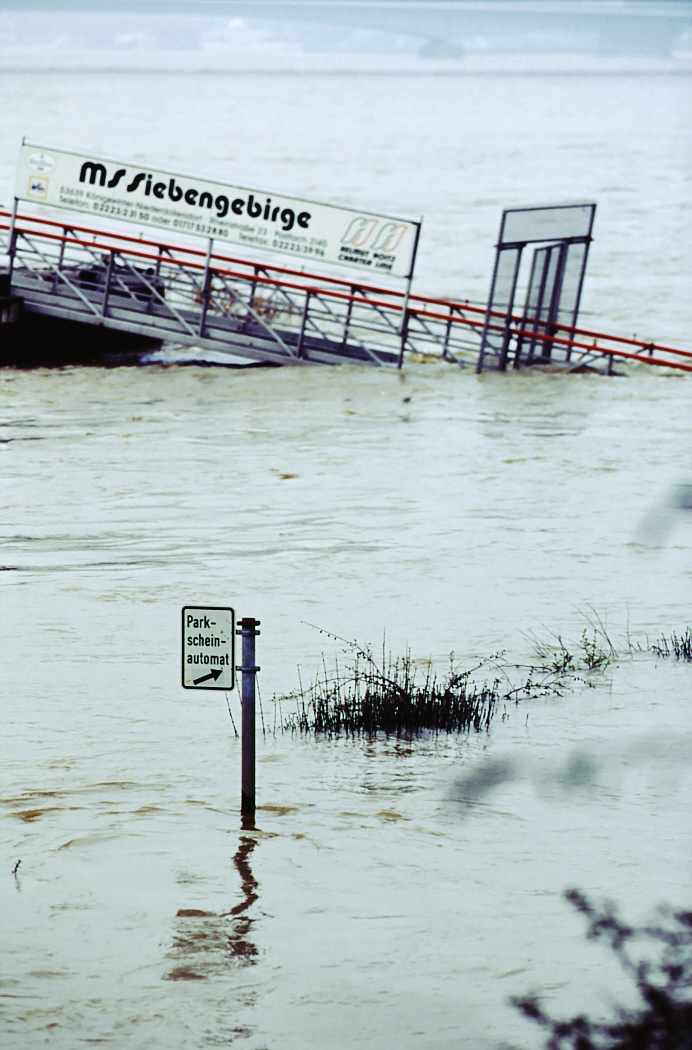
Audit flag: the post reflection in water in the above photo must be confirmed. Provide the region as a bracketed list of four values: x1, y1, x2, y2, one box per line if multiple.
[165, 834, 259, 981]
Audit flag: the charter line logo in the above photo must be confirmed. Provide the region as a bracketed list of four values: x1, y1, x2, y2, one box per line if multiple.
[339, 216, 409, 253]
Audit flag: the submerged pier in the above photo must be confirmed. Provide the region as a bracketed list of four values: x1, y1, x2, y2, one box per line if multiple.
[1, 209, 690, 374]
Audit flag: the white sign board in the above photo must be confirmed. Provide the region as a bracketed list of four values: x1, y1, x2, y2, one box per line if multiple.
[182, 606, 235, 690]
[499, 203, 596, 245]
[16, 141, 421, 280]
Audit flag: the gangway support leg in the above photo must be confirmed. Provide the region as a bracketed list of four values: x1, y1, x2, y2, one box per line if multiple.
[6, 199, 19, 282]
[340, 288, 355, 349]
[101, 251, 115, 318]
[198, 237, 214, 339]
[297, 291, 311, 358]
[52, 228, 68, 294]
[397, 308, 409, 369]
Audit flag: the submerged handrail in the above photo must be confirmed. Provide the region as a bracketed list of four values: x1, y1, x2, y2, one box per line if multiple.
[2, 208, 690, 371]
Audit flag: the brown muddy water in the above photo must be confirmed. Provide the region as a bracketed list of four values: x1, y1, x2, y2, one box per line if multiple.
[1, 65, 691, 1049]
[1, 362, 690, 1049]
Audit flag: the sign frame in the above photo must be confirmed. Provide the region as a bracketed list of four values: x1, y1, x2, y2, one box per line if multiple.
[182, 605, 235, 691]
[15, 139, 421, 281]
[498, 201, 597, 247]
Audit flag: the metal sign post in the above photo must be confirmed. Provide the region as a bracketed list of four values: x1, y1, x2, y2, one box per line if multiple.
[181, 606, 259, 824]
[237, 618, 260, 824]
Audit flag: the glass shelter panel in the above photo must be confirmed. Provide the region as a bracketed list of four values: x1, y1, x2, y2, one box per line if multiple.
[555, 242, 587, 328]
[477, 244, 523, 369]
[490, 245, 522, 311]
[519, 243, 566, 362]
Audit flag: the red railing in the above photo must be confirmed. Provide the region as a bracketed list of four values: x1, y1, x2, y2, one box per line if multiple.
[2, 209, 690, 372]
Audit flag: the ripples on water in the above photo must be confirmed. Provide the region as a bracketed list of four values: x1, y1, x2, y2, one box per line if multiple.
[1, 70, 691, 340]
[2, 362, 690, 1049]
[1, 67, 691, 1049]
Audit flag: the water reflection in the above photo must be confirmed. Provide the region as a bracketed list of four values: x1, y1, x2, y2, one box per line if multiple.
[165, 835, 259, 981]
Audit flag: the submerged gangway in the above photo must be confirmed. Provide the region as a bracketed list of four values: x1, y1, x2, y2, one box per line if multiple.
[1, 209, 690, 374]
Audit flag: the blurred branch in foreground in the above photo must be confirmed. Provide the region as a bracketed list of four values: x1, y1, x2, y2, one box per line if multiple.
[509, 891, 692, 1050]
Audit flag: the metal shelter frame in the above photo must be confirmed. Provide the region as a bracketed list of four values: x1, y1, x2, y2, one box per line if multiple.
[476, 202, 597, 373]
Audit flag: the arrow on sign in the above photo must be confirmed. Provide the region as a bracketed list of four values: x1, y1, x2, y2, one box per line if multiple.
[193, 669, 224, 685]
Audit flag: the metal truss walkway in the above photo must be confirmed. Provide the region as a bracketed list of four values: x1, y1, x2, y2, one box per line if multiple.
[1, 209, 690, 374]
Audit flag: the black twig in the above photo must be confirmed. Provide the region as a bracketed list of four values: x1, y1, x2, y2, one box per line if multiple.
[257, 677, 266, 737]
[225, 692, 239, 737]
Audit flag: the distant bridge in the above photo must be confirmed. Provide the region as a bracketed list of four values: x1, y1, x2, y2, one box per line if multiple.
[1, 208, 691, 373]
[6, 1, 692, 57]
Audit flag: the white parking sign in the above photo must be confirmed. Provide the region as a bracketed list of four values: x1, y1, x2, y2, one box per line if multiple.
[182, 606, 235, 690]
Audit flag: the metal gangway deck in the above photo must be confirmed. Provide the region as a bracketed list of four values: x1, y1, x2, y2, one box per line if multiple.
[2, 209, 691, 374]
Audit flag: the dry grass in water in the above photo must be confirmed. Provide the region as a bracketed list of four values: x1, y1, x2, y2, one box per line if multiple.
[270, 619, 692, 740]
[651, 627, 692, 663]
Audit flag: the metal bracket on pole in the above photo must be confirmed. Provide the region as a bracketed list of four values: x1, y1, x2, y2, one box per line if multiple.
[236, 617, 260, 825]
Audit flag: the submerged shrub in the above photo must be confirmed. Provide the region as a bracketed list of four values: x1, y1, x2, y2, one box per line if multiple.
[277, 636, 561, 739]
[525, 613, 615, 674]
[580, 629, 612, 671]
[526, 613, 692, 672]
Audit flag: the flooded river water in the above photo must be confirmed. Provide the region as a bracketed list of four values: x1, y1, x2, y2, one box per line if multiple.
[1, 67, 691, 1049]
